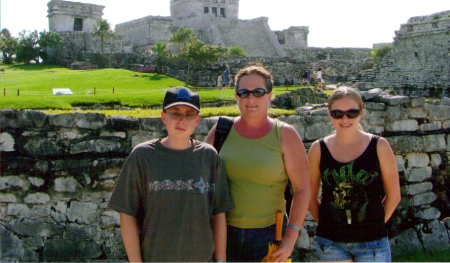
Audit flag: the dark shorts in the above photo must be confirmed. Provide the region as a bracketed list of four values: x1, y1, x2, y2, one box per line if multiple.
[227, 217, 287, 262]
[315, 236, 391, 262]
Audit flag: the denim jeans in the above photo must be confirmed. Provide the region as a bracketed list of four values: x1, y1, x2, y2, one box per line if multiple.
[226, 217, 287, 262]
[315, 236, 392, 262]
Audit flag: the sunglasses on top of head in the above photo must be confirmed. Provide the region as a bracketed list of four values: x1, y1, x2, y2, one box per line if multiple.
[236, 88, 268, 98]
[330, 109, 361, 119]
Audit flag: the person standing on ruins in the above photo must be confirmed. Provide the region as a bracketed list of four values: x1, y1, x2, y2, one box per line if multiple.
[108, 87, 234, 262]
[217, 72, 223, 90]
[308, 86, 401, 262]
[223, 66, 232, 89]
[316, 67, 324, 90]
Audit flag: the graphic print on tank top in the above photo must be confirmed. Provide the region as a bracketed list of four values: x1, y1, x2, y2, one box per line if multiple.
[323, 161, 378, 224]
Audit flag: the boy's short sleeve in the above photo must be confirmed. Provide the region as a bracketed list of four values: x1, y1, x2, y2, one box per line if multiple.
[212, 155, 234, 215]
[107, 149, 143, 216]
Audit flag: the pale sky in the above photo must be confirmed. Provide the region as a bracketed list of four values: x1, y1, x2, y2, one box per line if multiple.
[1, 0, 449, 48]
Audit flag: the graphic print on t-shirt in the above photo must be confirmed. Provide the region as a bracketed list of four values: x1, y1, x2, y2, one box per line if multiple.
[148, 177, 214, 194]
[323, 161, 378, 224]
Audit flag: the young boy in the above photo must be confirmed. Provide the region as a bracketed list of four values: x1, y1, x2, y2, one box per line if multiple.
[108, 86, 233, 262]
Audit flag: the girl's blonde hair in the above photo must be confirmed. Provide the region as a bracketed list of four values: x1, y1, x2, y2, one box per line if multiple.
[328, 86, 364, 111]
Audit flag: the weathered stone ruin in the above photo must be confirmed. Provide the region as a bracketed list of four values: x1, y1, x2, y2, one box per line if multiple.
[1, 91, 449, 261]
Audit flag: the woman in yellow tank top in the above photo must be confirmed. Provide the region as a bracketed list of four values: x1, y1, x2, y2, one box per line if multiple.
[206, 65, 311, 262]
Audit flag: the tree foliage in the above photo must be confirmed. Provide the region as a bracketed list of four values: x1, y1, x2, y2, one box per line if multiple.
[92, 19, 116, 54]
[38, 30, 63, 63]
[15, 30, 39, 64]
[151, 42, 170, 74]
[0, 28, 19, 64]
[371, 45, 393, 63]
[170, 27, 227, 85]
[229, 46, 246, 57]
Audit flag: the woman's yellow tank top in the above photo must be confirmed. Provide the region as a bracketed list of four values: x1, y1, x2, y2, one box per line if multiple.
[219, 119, 288, 228]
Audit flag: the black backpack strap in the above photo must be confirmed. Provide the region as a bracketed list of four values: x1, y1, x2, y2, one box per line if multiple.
[213, 116, 234, 153]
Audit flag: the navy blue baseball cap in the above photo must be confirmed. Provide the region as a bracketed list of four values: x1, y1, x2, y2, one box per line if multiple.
[163, 87, 200, 111]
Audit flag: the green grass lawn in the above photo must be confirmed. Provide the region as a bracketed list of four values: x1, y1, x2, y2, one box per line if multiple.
[0, 63, 296, 117]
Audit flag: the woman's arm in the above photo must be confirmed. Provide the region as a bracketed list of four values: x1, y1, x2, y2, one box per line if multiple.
[120, 213, 143, 263]
[271, 124, 311, 261]
[212, 213, 227, 261]
[377, 137, 401, 222]
[307, 140, 322, 222]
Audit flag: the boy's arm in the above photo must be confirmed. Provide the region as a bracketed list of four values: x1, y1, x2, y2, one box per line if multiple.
[120, 213, 143, 263]
[212, 213, 227, 261]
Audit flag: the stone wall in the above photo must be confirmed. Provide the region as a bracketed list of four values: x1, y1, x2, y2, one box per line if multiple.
[354, 10, 450, 94]
[1, 92, 449, 262]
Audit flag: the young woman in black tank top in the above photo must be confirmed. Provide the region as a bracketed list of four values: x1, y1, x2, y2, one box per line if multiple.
[308, 86, 401, 262]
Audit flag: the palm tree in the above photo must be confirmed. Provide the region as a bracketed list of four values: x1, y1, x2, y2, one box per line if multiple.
[92, 19, 115, 67]
[151, 42, 170, 75]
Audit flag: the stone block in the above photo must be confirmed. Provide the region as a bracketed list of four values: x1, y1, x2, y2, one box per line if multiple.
[395, 155, 405, 172]
[54, 177, 82, 193]
[194, 118, 211, 134]
[5, 204, 30, 217]
[67, 201, 99, 224]
[364, 102, 385, 111]
[422, 134, 446, 152]
[0, 193, 17, 203]
[430, 154, 442, 168]
[11, 217, 64, 237]
[389, 228, 423, 258]
[408, 107, 428, 118]
[305, 122, 333, 141]
[24, 139, 62, 156]
[70, 139, 122, 154]
[405, 153, 429, 168]
[427, 105, 450, 121]
[66, 223, 102, 241]
[420, 219, 450, 251]
[410, 97, 426, 107]
[420, 122, 442, 131]
[443, 121, 450, 129]
[415, 206, 441, 220]
[49, 113, 107, 129]
[409, 192, 437, 206]
[385, 119, 418, 132]
[43, 239, 103, 262]
[0, 176, 24, 190]
[401, 182, 433, 196]
[139, 117, 165, 131]
[0, 132, 15, 152]
[103, 229, 127, 261]
[108, 115, 140, 131]
[0, 224, 39, 262]
[380, 95, 410, 106]
[131, 131, 155, 148]
[101, 210, 120, 227]
[405, 167, 432, 182]
[24, 192, 51, 204]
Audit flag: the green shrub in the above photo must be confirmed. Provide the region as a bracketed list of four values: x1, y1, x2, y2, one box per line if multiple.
[371, 45, 393, 60]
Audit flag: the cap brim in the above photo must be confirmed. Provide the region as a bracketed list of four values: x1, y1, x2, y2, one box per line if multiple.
[163, 102, 200, 112]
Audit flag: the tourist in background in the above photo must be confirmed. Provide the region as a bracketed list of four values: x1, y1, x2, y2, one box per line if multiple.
[108, 87, 234, 262]
[308, 86, 401, 262]
[316, 67, 324, 90]
[223, 66, 232, 89]
[206, 65, 311, 262]
[217, 72, 223, 90]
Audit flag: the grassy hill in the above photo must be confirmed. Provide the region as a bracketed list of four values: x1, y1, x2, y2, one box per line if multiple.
[0, 64, 295, 118]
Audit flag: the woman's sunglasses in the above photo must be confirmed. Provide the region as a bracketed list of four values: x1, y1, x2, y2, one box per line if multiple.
[330, 109, 361, 119]
[236, 88, 268, 98]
